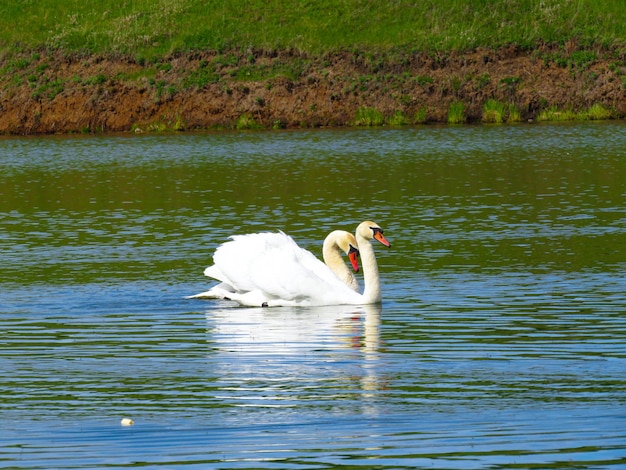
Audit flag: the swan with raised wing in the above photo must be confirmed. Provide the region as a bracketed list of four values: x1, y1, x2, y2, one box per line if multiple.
[188, 221, 390, 307]
[188, 229, 359, 303]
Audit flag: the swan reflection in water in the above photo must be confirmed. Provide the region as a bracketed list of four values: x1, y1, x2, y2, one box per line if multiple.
[204, 303, 384, 411]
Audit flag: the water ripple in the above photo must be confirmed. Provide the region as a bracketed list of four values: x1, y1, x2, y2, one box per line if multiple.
[2, 123, 626, 468]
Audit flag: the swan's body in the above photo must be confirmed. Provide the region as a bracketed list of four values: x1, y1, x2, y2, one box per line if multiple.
[188, 229, 360, 306]
[188, 221, 390, 307]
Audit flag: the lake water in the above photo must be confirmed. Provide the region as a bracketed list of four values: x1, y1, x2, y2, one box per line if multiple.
[1, 123, 625, 468]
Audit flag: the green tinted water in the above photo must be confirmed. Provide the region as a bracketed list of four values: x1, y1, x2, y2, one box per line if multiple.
[1, 123, 625, 468]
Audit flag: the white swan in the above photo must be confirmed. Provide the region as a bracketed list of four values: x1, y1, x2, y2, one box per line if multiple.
[188, 221, 390, 307]
[188, 229, 360, 305]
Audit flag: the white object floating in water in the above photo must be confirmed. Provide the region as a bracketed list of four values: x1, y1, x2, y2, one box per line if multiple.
[120, 418, 134, 426]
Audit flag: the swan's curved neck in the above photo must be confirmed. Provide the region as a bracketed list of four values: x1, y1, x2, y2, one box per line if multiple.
[323, 236, 359, 291]
[357, 233, 381, 303]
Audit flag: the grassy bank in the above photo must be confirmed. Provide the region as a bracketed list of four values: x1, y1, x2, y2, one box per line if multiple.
[2, 0, 626, 58]
[1, 1, 625, 133]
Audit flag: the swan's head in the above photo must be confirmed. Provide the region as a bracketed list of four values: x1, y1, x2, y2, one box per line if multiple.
[325, 230, 360, 272]
[341, 232, 360, 272]
[356, 221, 391, 247]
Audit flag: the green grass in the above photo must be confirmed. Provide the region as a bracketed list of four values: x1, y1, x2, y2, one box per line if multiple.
[537, 107, 578, 121]
[448, 101, 465, 124]
[354, 106, 384, 126]
[482, 99, 506, 123]
[414, 107, 428, 124]
[182, 61, 220, 88]
[584, 103, 615, 120]
[388, 111, 410, 126]
[1, 1, 626, 58]
[508, 104, 523, 123]
[482, 100, 524, 123]
[538, 103, 617, 122]
[131, 114, 186, 133]
[236, 114, 263, 130]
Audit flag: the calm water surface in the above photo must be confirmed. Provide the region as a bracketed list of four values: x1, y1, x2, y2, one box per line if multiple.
[1, 123, 625, 468]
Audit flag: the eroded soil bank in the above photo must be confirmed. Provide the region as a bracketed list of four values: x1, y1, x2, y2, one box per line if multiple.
[1, 44, 625, 134]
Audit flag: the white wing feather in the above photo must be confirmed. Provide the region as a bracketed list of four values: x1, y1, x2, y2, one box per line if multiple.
[191, 232, 362, 306]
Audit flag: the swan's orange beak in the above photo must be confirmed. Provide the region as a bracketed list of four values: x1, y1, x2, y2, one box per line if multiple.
[348, 245, 360, 272]
[373, 230, 391, 247]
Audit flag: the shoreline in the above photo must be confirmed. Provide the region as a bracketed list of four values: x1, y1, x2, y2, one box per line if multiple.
[1, 45, 625, 135]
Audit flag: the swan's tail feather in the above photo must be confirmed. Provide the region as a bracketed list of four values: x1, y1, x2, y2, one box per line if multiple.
[185, 291, 215, 299]
[186, 282, 235, 300]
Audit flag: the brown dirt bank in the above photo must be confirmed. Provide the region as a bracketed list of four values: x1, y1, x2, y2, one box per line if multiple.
[1, 44, 625, 134]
